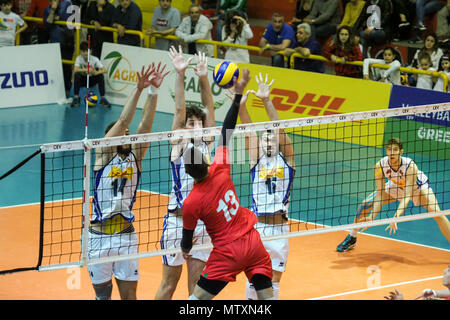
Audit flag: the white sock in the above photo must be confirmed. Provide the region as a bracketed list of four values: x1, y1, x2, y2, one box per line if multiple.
[272, 282, 280, 300]
[349, 229, 358, 237]
[245, 280, 258, 300]
[188, 294, 199, 300]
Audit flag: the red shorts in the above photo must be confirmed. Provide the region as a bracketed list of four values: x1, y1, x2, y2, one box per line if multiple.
[201, 228, 272, 282]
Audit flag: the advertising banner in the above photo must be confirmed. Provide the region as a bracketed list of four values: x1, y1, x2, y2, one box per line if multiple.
[0, 43, 66, 108]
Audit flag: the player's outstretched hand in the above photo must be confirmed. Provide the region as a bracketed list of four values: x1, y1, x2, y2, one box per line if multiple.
[384, 288, 404, 300]
[150, 61, 170, 88]
[385, 222, 398, 235]
[137, 64, 155, 91]
[169, 45, 194, 74]
[193, 51, 208, 78]
[248, 72, 274, 101]
[233, 68, 251, 95]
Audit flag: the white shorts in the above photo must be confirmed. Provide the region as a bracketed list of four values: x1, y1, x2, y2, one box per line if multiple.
[255, 221, 289, 273]
[385, 180, 431, 207]
[160, 213, 211, 266]
[87, 227, 139, 285]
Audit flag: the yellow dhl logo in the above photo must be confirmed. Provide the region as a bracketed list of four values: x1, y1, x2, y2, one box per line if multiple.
[259, 166, 284, 179]
[108, 166, 133, 180]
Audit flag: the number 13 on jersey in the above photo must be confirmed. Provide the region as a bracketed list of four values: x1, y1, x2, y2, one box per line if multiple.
[216, 189, 240, 222]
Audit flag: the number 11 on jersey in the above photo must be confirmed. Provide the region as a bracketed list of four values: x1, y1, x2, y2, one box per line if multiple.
[216, 189, 239, 222]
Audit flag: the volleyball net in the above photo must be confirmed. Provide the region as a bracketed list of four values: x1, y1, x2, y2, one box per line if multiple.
[1, 102, 449, 274]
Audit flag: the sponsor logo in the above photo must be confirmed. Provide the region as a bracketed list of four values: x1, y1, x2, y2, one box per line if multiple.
[0, 70, 49, 89]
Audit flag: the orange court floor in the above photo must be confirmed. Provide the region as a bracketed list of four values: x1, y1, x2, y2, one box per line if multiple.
[0, 199, 449, 301]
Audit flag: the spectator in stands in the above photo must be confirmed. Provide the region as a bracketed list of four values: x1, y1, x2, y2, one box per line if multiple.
[221, 10, 253, 63]
[71, 40, 111, 107]
[390, 0, 411, 41]
[414, 51, 436, 89]
[27, 0, 50, 43]
[436, 0, 450, 44]
[290, 0, 314, 32]
[86, 0, 115, 58]
[0, 0, 27, 46]
[259, 13, 296, 68]
[176, 3, 213, 56]
[112, 0, 142, 47]
[433, 54, 450, 91]
[215, 0, 247, 42]
[146, 0, 181, 51]
[358, 0, 392, 57]
[414, 0, 444, 32]
[410, 32, 444, 69]
[12, 0, 33, 44]
[322, 25, 363, 78]
[338, 0, 366, 34]
[362, 46, 401, 85]
[43, 0, 74, 97]
[284, 23, 324, 73]
[302, 0, 341, 41]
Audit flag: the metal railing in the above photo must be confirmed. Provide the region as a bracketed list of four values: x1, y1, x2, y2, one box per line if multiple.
[19, 16, 449, 91]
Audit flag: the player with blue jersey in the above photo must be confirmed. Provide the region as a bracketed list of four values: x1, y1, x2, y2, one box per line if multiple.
[155, 47, 216, 300]
[337, 137, 450, 252]
[88, 63, 169, 300]
[238, 73, 295, 300]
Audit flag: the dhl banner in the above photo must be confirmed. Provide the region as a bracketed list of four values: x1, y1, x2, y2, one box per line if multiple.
[238, 63, 392, 148]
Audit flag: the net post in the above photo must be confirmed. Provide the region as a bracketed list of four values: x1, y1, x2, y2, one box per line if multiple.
[80, 139, 92, 267]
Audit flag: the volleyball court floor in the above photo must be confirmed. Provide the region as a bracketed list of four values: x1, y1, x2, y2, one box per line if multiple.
[0, 102, 449, 300]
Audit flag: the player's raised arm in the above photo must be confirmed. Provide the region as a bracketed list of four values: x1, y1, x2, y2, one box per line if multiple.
[194, 52, 215, 128]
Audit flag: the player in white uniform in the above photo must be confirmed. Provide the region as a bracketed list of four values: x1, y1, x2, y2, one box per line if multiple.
[238, 73, 295, 300]
[337, 137, 450, 252]
[155, 47, 215, 300]
[88, 63, 169, 299]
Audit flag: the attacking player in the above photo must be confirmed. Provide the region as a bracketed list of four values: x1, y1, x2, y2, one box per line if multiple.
[336, 137, 450, 252]
[88, 63, 169, 300]
[238, 73, 295, 300]
[155, 46, 216, 299]
[180, 69, 275, 300]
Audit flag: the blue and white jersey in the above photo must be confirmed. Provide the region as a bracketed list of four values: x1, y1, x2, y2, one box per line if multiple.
[380, 156, 429, 190]
[168, 141, 211, 211]
[92, 152, 140, 223]
[251, 152, 295, 216]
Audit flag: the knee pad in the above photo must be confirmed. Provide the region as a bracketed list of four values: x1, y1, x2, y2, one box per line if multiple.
[250, 274, 272, 291]
[93, 282, 113, 300]
[197, 276, 228, 296]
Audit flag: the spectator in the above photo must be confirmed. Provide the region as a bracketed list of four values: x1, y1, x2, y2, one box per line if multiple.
[146, 0, 180, 51]
[0, 0, 27, 47]
[410, 32, 444, 69]
[12, 0, 33, 44]
[27, 0, 50, 43]
[338, 0, 366, 34]
[290, 0, 314, 32]
[215, 0, 247, 42]
[71, 0, 90, 41]
[175, 3, 213, 56]
[221, 10, 253, 63]
[302, 0, 341, 40]
[112, 0, 142, 47]
[284, 23, 324, 73]
[384, 265, 450, 300]
[414, 0, 444, 31]
[414, 51, 436, 89]
[259, 13, 296, 68]
[71, 41, 111, 108]
[436, 0, 450, 43]
[43, 0, 74, 97]
[358, 0, 392, 57]
[362, 46, 401, 85]
[86, 0, 115, 58]
[322, 25, 363, 78]
[390, 0, 411, 41]
[433, 54, 450, 92]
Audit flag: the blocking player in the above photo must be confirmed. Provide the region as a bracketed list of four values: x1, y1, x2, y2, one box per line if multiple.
[336, 137, 450, 252]
[154, 46, 216, 300]
[180, 69, 275, 300]
[238, 73, 295, 300]
[88, 62, 169, 300]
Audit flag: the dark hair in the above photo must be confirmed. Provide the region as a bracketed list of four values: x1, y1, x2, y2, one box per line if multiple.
[0, 0, 12, 5]
[185, 105, 206, 126]
[418, 51, 432, 64]
[438, 55, 450, 71]
[385, 137, 403, 150]
[422, 32, 439, 52]
[183, 146, 209, 181]
[335, 25, 353, 55]
[224, 10, 246, 43]
[80, 41, 89, 52]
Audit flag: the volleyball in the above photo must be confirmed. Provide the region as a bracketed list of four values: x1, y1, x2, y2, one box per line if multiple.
[87, 91, 98, 107]
[213, 61, 241, 89]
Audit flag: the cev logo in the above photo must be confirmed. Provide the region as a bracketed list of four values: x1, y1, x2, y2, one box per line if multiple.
[251, 88, 346, 117]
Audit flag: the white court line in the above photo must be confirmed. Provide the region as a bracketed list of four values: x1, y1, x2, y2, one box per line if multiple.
[309, 275, 444, 300]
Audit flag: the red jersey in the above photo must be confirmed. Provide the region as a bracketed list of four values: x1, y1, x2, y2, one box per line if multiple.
[183, 146, 258, 247]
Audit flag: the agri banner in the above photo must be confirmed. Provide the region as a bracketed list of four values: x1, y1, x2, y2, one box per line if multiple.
[0, 43, 66, 108]
[237, 63, 392, 148]
[387, 85, 450, 159]
[101, 43, 233, 122]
